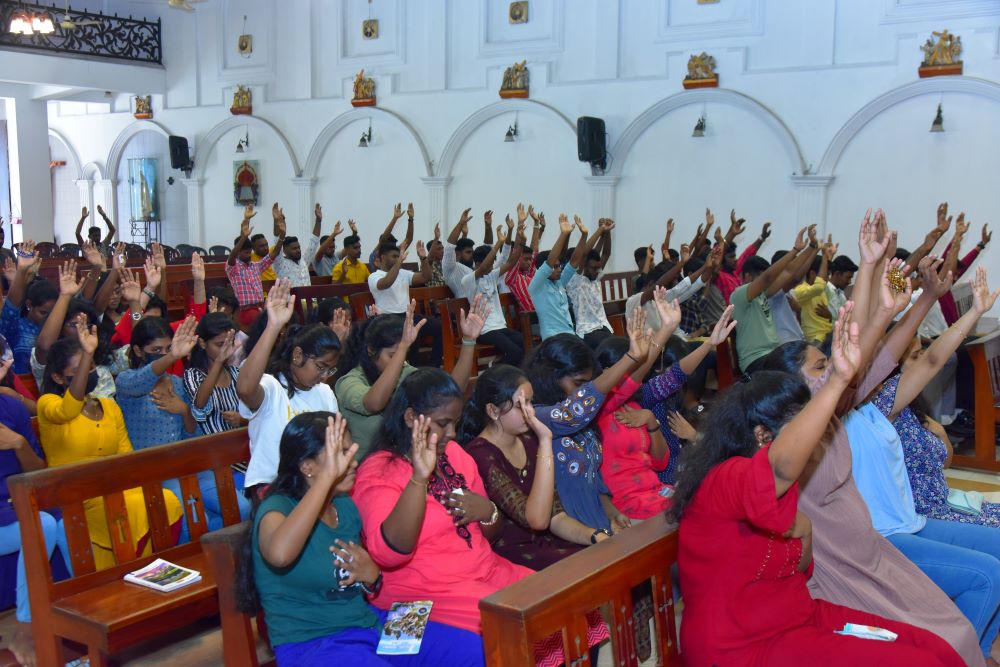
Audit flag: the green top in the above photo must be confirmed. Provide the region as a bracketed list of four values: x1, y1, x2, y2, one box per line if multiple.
[730, 284, 780, 370]
[335, 364, 417, 458]
[252, 494, 377, 646]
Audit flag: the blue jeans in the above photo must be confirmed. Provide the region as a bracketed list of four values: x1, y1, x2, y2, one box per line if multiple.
[0, 512, 69, 622]
[273, 606, 485, 667]
[889, 517, 1000, 656]
[164, 469, 251, 544]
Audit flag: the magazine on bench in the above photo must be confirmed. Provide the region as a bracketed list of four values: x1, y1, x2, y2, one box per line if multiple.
[124, 558, 202, 593]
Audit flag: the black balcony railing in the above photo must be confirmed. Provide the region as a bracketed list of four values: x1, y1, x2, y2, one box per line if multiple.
[0, 1, 161, 65]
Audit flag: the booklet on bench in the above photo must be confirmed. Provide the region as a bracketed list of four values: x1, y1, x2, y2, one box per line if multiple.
[124, 558, 202, 593]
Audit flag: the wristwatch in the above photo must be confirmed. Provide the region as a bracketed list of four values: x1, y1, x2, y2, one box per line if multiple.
[361, 573, 383, 596]
[590, 528, 612, 544]
[130, 310, 142, 321]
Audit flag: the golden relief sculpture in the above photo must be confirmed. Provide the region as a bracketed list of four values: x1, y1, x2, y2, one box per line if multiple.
[133, 95, 152, 120]
[919, 30, 963, 77]
[683, 52, 718, 89]
[499, 60, 529, 98]
[230, 85, 252, 115]
[352, 70, 376, 107]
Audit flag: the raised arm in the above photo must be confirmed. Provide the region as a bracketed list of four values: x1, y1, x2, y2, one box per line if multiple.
[74, 207, 88, 246]
[497, 222, 523, 276]
[228, 206, 256, 266]
[315, 220, 343, 264]
[591, 309, 648, 395]
[746, 227, 803, 301]
[379, 203, 404, 244]
[402, 202, 415, 249]
[483, 210, 494, 245]
[547, 215, 573, 267]
[311, 203, 323, 239]
[724, 209, 747, 246]
[662, 218, 674, 262]
[473, 235, 504, 280]
[568, 216, 590, 270]
[34, 261, 85, 366]
[597, 218, 614, 268]
[97, 205, 115, 244]
[6, 240, 37, 309]
[889, 267, 998, 421]
[269, 205, 287, 260]
[527, 206, 542, 255]
[379, 416, 440, 554]
[447, 208, 471, 246]
[906, 202, 952, 271]
[941, 213, 969, 283]
[451, 295, 489, 391]
[375, 244, 410, 290]
[236, 279, 295, 411]
[362, 302, 425, 413]
[637, 244, 691, 306]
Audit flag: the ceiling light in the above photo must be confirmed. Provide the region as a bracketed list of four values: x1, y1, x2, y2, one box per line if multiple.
[504, 122, 518, 142]
[359, 121, 372, 148]
[9, 11, 33, 34]
[236, 127, 250, 153]
[692, 115, 706, 137]
[31, 13, 54, 34]
[930, 103, 944, 133]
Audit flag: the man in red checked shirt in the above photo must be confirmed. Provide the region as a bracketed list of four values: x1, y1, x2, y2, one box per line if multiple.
[503, 203, 543, 313]
[226, 204, 285, 329]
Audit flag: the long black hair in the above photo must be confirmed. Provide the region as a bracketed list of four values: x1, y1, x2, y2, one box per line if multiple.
[339, 315, 404, 386]
[311, 297, 349, 326]
[370, 368, 463, 460]
[128, 316, 174, 368]
[267, 323, 341, 397]
[235, 411, 338, 614]
[188, 313, 238, 373]
[522, 333, 596, 405]
[457, 364, 526, 444]
[757, 340, 819, 377]
[241, 310, 270, 360]
[669, 370, 811, 521]
[42, 337, 81, 396]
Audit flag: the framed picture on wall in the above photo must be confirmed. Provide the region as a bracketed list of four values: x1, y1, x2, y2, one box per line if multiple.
[128, 158, 159, 221]
[234, 160, 260, 207]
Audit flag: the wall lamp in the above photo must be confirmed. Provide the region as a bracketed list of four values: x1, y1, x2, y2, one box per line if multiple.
[359, 121, 373, 147]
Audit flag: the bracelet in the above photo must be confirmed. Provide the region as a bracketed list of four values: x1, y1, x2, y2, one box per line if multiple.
[408, 476, 428, 488]
[360, 573, 383, 596]
[15, 250, 35, 259]
[480, 502, 500, 527]
[647, 423, 661, 433]
[462, 338, 477, 347]
[626, 352, 641, 364]
[142, 288, 157, 299]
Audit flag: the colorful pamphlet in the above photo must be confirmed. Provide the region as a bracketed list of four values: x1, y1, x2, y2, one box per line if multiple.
[124, 558, 202, 593]
[376, 601, 434, 655]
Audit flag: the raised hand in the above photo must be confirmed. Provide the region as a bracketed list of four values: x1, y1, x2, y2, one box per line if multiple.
[858, 208, 889, 265]
[653, 287, 682, 334]
[878, 258, 913, 316]
[484, 210, 493, 226]
[793, 226, 808, 251]
[407, 202, 414, 218]
[120, 267, 142, 305]
[528, 205, 538, 223]
[667, 411, 697, 441]
[401, 300, 427, 347]
[81, 241, 105, 269]
[79, 206, 89, 220]
[272, 202, 285, 224]
[709, 304, 737, 346]
[348, 219, 358, 235]
[667, 218, 675, 235]
[58, 260, 84, 296]
[317, 414, 358, 486]
[515, 221, 527, 245]
[517, 203, 528, 224]
[936, 202, 952, 234]
[191, 252, 205, 281]
[392, 203, 403, 220]
[144, 256, 162, 291]
[558, 214, 572, 235]
[332, 220, 343, 237]
[2, 257, 14, 286]
[971, 267, 1000, 315]
[505, 214, 514, 233]
[151, 242, 167, 269]
[207, 295, 220, 313]
[112, 242, 126, 269]
[242, 204, 256, 222]
[77, 320, 99, 355]
[627, 307, 651, 361]
[807, 224, 818, 246]
[599, 218, 616, 233]
[434, 222, 441, 240]
[459, 293, 490, 340]
[713, 226, 724, 246]
[330, 308, 352, 343]
[981, 224, 992, 247]
[217, 329, 239, 363]
[822, 235, 838, 261]
[955, 212, 970, 237]
[416, 241, 427, 261]
[170, 316, 200, 358]
[918, 255, 953, 299]
[829, 302, 861, 383]
[16, 240, 36, 270]
[760, 222, 772, 242]
[680, 243, 691, 263]
[275, 216, 287, 238]
[729, 209, 746, 236]
[496, 225, 508, 244]
[314, 203, 322, 221]
[410, 415, 439, 482]
[459, 208, 472, 229]
[574, 215, 587, 235]
[266, 279, 296, 326]
[704, 208, 715, 232]
[646, 245, 654, 264]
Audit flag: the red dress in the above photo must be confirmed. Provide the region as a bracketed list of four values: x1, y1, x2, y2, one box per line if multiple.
[679, 446, 963, 667]
[596, 377, 670, 520]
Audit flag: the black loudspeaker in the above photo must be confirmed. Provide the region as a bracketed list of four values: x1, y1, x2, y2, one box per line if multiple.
[577, 116, 606, 165]
[168, 135, 191, 170]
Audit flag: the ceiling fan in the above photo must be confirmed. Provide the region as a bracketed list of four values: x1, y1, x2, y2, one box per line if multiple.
[168, 0, 207, 11]
[56, 2, 101, 30]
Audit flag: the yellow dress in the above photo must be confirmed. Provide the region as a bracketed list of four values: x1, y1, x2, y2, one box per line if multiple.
[37, 392, 184, 571]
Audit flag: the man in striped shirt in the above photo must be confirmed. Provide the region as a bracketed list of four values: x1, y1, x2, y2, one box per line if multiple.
[503, 203, 543, 313]
[225, 205, 284, 329]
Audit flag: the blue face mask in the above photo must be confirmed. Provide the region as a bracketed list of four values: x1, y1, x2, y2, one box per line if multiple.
[143, 352, 166, 366]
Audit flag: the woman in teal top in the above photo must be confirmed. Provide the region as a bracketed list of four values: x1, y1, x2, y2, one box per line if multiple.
[238, 411, 485, 667]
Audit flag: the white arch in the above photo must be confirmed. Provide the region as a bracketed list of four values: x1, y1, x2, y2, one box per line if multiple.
[106, 119, 171, 182]
[304, 107, 432, 179]
[608, 88, 807, 178]
[436, 99, 579, 178]
[190, 115, 301, 180]
[80, 161, 104, 181]
[817, 76, 1000, 176]
[48, 129, 82, 180]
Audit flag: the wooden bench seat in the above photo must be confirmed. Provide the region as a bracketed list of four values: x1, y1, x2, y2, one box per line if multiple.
[952, 327, 1000, 471]
[10, 429, 251, 666]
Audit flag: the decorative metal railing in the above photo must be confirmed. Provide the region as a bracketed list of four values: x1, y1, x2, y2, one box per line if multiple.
[0, 1, 161, 65]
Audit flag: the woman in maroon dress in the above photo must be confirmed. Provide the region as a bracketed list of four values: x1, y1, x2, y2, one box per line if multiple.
[670, 306, 962, 667]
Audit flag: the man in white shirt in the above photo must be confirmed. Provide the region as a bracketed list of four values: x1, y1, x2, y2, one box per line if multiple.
[461, 223, 523, 365]
[271, 203, 319, 288]
[567, 217, 615, 349]
[368, 240, 442, 366]
[443, 208, 476, 297]
[626, 243, 721, 334]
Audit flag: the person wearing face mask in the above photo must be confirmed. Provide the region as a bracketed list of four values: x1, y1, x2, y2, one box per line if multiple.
[354, 369, 608, 666]
[235, 411, 487, 666]
[237, 280, 341, 505]
[38, 326, 184, 571]
[335, 298, 487, 458]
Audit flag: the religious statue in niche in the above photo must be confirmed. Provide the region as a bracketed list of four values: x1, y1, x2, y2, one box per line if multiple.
[508, 1, 528, 24]
[362, 19, 378, 40]
[233, 160, 260, 207]
[133, 95, 153, 120]
[919, 30, 962, 78]
[499, 61, 529, 99]
[128, 158, 159, 222]
[352, 70, 376, 107]
[683, 52, 718, 89]
[231, 85, 252, 115]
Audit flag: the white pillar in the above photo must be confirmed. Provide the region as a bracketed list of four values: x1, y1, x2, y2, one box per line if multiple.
[585, 175, 619, 222]
[180, 178, 204, 247]
[75, 180, 94, 226]
[421, 176, 451, 230]
[791, 175, 834, 236]
[291, 177, 316, 239]
[7, 96, 53, 242]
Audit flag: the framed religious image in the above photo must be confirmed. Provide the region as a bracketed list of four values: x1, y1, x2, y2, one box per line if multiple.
[233, 160, 260, 207]
[128, 158, 159, 221]
[509, 1, 528, 24]
[362, 19, 379, 40]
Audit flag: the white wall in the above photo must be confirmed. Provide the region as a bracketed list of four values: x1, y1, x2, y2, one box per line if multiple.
[114, 129, 188, 247]
[24, 0, 1000, 315]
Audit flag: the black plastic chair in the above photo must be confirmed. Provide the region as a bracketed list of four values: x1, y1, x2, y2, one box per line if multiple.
[59, 243, 81, 257]
[208, 245, 231, 257]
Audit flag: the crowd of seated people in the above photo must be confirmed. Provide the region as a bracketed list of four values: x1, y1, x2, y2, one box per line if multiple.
[0, 197, 996, 667]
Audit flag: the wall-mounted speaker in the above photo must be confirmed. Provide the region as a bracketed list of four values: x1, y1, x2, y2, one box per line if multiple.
[577, 117, 606, 169]
[168, 135, 192, 171]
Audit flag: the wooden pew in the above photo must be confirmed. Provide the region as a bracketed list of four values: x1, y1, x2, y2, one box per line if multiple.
[951, 328, 1000, 472]
[10, 429, 250, 667]
[291, 283, 369, 323]
[600, 271, 638, 302]
[604, 299, 629, 336]
[715, 333, 738, 391]
[480, 513, 680, 666]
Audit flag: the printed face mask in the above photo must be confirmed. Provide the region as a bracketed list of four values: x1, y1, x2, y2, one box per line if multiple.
[805, 366, 832, 396]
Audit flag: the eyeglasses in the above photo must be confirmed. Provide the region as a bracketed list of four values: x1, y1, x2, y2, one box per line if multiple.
[308, 357, 337, 378]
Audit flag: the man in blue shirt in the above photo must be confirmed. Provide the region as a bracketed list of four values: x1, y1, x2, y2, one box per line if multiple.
[528, 214, 577, 340]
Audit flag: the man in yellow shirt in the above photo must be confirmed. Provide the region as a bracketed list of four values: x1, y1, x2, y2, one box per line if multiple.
[250, 233, 278, 282]
[792, 244, 835, 342]
[331, 234, 371, 284]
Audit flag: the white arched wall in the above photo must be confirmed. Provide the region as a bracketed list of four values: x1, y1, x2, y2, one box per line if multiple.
[113, 129, 188, 246]
[614, 98, 798, 271]
[311, 114, 432, 243]
[105, 120, 172, 240]
[48, 130, 81, 245]
[434, 99, 588, 233]
[191, 116, 302, 247]
[824, 79, 1000, 317]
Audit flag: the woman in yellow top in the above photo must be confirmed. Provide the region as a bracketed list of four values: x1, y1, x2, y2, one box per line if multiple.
[37, 321, 183, 570]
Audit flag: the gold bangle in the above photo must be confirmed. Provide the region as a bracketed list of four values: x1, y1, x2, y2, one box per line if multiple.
[408, 476, 428, 488]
